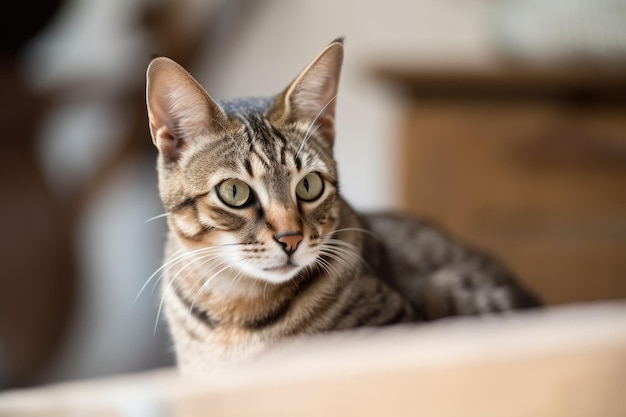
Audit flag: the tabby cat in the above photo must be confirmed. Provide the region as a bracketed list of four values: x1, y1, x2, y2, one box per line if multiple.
[145, 38, 540, 374]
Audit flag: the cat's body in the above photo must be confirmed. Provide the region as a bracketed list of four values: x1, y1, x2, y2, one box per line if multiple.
[146, 39, 539, 374]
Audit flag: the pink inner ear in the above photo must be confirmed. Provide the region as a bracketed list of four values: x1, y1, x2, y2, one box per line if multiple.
[282, 43, 343, 149]
[148, 90, 188, 162]
[148, 93, 171, 136]
[153, 124, 187, 162]
[147, 57, 225, 162]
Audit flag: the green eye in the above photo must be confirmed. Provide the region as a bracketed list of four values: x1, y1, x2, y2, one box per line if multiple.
[296, 172, 324, 201]
[218, 179, 251, 207]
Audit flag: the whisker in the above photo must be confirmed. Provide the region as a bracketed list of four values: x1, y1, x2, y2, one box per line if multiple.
[318, 249, 353, 274]
[318, 240, 363, 275]
[187, 259, 231, 322]
[150, 251, 221, 296]
[297, 123, 321, 157]
[321, 238, 362, 257]
[314, 256, 335, 284]
[133, 248, 207, 304]
[332, 227, 381, 241]
[295, 94, 337, 159]
[201, 262, 238, 290]
[321, 234, 372, 273]
[323, 256, 343, 284]
[144, 212, 170, 223]
[134, 246, 219, 304]
[154, 251, 223, 334]
[218, 242, 256, 247]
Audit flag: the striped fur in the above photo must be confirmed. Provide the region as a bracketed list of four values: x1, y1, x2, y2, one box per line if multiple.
[146, 40, 540, 374]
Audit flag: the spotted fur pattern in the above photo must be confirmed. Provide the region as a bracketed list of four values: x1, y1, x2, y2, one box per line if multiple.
[145, 39, 540, 374]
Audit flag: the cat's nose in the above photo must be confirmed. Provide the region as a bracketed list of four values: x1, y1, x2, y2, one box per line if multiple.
[274, 232, 303, 255]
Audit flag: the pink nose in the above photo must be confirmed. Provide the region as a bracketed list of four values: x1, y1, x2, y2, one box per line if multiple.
[275, 232, 303, 255]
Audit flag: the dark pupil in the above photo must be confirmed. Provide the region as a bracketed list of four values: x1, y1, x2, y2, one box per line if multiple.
[231, 184, 237, 199]
[303, 178, 309, 192]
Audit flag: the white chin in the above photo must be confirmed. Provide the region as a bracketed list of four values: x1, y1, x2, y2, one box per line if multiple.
[239, 263, 303, 284]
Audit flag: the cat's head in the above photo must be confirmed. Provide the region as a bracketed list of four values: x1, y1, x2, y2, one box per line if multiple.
[146, 39, 345, 284]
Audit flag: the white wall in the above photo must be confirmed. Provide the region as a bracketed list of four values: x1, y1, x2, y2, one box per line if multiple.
[195, 0, 496, 210]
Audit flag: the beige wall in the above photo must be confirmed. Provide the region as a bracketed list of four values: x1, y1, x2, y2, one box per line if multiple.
[195, 0, 497, 210]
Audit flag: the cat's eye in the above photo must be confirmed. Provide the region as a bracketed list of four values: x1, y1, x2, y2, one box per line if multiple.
[218, 179, 251, 208]
[296, 172, 324, 201]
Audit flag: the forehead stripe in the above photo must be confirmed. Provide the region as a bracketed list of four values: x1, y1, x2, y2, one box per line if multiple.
[244, 159, 254, 177]
[269, 125, 291, 165]
[237, 115, 275, 169]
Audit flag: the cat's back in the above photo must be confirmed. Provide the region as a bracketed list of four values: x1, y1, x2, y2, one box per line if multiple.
[362, 212, 465, 274]
[361, 212, 541, 318]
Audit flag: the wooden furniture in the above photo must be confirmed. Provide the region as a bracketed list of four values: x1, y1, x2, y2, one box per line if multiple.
[375, 66, 626, 305]
[1, 303, 625, 416]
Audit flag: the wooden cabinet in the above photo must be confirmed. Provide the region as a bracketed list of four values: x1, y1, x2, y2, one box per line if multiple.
[376, 67, 626, 305]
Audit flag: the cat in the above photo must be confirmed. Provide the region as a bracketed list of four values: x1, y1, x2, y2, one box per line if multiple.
[145, 38, 540, 374]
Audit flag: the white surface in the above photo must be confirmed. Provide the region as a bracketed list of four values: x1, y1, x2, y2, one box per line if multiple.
[2, 302, 625, 412]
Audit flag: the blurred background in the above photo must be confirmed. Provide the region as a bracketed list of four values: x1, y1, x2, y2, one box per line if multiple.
[1, 0, 625, 389]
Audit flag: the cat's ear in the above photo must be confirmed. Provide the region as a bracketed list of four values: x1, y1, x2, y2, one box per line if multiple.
[146, 57, 227, 162]
[269, 38, 344, 149]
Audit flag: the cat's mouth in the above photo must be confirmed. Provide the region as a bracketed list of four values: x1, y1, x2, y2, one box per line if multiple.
[262, 261, 298, 274]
